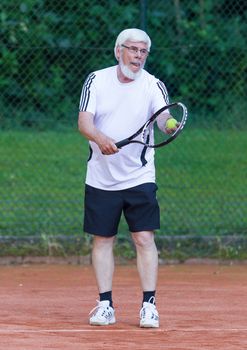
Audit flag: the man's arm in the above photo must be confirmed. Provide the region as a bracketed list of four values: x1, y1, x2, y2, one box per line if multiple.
[78, 111, 119, 155]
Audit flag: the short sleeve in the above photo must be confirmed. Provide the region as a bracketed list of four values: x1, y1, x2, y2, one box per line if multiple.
[151, 79, 170, 113]
[79, 72, 96, 114]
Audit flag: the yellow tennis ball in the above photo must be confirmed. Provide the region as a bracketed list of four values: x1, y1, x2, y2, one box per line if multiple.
[166, 118, 177, 129]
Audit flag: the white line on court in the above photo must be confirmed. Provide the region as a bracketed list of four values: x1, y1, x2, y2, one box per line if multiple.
[0, 328, 247, 333]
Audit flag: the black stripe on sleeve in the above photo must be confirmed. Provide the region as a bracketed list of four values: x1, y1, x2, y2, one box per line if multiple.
[157, 81, 169, 105]
[79, 73, 96, 111]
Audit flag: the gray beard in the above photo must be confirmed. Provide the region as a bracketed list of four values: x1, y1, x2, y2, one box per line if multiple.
[119, 60, 143, 80]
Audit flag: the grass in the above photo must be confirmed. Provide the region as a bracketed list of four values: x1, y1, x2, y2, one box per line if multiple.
[155, 128, 247, 236]
[0, 128, 247, 258]
[0, 129, 85, 235]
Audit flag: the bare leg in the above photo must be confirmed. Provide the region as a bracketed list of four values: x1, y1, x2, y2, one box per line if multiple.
[91, 235, 115, 293]
[131, 231, 158, 291]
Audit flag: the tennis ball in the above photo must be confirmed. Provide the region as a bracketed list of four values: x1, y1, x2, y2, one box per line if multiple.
[166, 118, 177, 129]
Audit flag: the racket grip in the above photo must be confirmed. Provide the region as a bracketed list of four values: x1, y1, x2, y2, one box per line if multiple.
[115, 139, 130, 149]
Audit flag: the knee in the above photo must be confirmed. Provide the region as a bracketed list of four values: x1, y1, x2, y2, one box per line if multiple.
[132, 231, 155, 248]
[93, 235, 115, 249]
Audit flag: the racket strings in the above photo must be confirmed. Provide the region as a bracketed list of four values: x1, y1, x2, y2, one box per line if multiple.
[148, 104, 186, 147]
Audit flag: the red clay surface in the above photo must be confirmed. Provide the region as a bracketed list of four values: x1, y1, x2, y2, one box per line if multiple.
[0, 264, 247, 350]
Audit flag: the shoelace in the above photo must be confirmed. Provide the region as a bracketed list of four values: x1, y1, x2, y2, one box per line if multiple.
[89, 300, 103, 316]
[148, 296, 156, 304]
[89, 300, 112, 317]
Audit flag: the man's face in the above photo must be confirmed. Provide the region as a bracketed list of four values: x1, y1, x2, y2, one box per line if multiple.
[116, 41, 149, 80]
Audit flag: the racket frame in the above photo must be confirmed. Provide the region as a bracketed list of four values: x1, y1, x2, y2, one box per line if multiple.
[115, 102, 188, 149]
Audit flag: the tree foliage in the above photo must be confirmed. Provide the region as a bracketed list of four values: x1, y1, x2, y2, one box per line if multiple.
[0, 0, 246, 129]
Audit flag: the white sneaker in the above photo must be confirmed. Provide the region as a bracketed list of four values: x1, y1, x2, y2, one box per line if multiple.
[140, 297, 159, 328]
[89, 300, 116, 326]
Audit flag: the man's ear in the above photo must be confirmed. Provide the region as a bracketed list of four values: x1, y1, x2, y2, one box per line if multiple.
[116, 46, 121, 61]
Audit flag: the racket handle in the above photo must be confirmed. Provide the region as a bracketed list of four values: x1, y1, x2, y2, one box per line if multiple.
[115, 139, 130, 149]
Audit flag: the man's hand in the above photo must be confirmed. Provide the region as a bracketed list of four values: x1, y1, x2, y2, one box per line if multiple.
[96, 134, 119, 155]
[165, 118, 180, 134]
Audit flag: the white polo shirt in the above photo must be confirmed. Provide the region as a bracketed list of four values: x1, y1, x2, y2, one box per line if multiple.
[79, 65, 169, 190]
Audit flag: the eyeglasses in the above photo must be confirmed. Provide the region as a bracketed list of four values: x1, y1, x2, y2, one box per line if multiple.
[121, 44, 149, 57]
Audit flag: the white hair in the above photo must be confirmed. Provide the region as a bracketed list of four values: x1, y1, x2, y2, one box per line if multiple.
[114, 28, 151, 60]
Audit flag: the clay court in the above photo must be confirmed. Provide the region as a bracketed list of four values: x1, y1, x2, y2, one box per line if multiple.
[0, 263, 246, 349]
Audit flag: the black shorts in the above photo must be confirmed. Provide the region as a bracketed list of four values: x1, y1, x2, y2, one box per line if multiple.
[83, 183, 160, 237]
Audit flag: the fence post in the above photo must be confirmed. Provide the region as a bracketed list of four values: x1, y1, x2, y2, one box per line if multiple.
[140, 0, 148, 31]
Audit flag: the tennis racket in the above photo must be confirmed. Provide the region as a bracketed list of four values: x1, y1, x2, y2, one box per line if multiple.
[115, 102, 188, 149]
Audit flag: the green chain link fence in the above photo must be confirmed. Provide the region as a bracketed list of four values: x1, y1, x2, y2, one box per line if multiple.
[1, 0, 247, 259]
